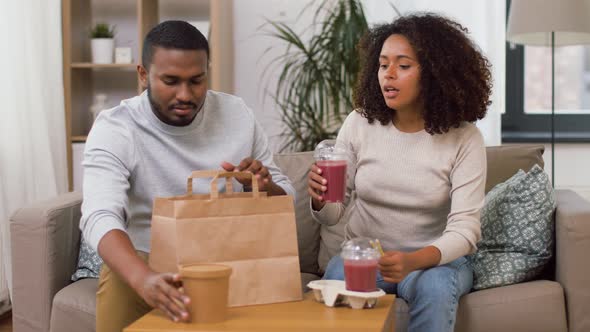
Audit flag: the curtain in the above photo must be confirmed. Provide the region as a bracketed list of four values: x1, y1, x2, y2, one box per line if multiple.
[363, 0, 506, 146]
[0, 0, 68, 309]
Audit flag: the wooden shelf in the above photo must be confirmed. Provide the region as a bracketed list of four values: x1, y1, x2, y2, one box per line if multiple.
[71, 135, 88, 142]
[63, 0, 233, 191]
[71, 63, 137, 69]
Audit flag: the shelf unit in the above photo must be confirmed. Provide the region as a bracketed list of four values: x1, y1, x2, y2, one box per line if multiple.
[62, 0, 234, 191]
[70, 63, 138, 69]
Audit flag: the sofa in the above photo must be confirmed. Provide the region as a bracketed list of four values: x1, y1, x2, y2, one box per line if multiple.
[10, 144, 590, 332]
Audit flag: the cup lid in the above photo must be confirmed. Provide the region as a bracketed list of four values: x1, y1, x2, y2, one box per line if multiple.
[179, 264, 233, 279]
[314, 139, 348, 161]
[340, 238, 380, 260]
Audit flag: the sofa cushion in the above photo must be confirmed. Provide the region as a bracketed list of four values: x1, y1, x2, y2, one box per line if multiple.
[318, 220, 347, 274]
[72, 239, 102, 281]
[470, 165, 556, 290]
[392, 280, 566, 332]
[455, 280, 567, 332]
[485, 144, 544, 193]
[274, 152, 321, 275]
[50, 278, 97, 332]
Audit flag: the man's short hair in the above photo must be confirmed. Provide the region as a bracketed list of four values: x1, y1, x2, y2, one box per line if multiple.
[142, 20, 209, 69]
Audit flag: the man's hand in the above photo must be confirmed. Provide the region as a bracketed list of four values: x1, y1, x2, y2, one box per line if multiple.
[98, 230, 192, 323]
[221, 158, 286, 196]
[378, 251, 415, 283]
[134, 271, 190, 322]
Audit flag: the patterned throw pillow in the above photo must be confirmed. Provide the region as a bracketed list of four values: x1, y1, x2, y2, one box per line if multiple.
[71, 239, 103, 281]
[469, 164, 556, 290]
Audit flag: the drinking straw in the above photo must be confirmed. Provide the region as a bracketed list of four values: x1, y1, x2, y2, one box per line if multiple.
[370, 239, 385, 256]
[374, 239, 385, 256]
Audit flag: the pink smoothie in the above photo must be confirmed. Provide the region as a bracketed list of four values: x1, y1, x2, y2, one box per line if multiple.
[317, 160, 347, 203]
[343, 259, 378, 292]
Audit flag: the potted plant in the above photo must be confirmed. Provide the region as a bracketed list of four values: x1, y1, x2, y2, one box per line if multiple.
[90, 23, 115, 64]
[263, 1, 400, 152]
[262, 1, 368, 152]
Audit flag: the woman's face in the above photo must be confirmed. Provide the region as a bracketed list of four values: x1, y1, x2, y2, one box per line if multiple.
[377, 34, 422, 114]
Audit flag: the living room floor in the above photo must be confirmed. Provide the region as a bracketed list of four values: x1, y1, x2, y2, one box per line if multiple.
[0, 312, 11, 331]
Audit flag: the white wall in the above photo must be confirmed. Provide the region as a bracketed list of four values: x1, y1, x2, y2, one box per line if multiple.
[539, 143, 590, 202]
[68, 1, 590, 201]
[233, 0, 320, 152]
[232, 1, 590, 201]
[500, 143, 590, 203]
[90, 0, 212, 112]
[362, 0, 506, 146]
[233, 0, 505, 150]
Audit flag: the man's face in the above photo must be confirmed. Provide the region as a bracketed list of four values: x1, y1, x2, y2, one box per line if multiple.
[138, 47, 208, 126]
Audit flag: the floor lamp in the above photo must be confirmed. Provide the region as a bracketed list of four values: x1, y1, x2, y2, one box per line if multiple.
[507, 0, 590, 187]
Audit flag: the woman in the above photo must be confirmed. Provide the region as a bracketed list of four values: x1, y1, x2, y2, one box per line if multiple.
[308, 13, 492, 331]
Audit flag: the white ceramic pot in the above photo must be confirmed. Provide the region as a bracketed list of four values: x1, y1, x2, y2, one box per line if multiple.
[91, 38, 114, 64]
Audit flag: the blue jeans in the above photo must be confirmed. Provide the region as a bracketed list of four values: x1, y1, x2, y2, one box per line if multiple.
[323, 255, 473, 332]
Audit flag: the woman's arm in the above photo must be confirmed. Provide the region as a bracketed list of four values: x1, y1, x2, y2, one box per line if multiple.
[379, 246, 442, 283]
[309, 112, 358, 225]
[430, 125, 487, 265]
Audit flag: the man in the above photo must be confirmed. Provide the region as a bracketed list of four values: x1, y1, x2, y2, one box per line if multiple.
[80, 20, 294, 331]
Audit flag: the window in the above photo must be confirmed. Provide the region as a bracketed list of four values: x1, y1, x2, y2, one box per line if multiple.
[523, 46, 590, 115]
[503, 4, 590, 142]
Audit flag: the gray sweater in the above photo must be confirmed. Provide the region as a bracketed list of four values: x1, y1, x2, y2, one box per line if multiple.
[312, 111, 486, 265]
[80, 90, 295, 253]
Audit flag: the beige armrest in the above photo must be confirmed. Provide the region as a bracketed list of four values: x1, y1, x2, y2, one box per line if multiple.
[554, 189, 590, 332]
[10, 191, 83, 332]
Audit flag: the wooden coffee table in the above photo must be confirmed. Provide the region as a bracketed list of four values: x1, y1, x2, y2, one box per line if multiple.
[124, 293, 396, 332]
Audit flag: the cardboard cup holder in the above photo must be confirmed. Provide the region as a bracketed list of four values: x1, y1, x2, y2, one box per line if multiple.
[307, 280, 386, 309]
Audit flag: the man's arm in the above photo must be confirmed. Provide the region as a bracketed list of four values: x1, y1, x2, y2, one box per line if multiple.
[221, 112, 294, 197]
[263, 180, 287, 196]
[98, 230, 190, 322]
[221, 159, 286, 196]
[81, 115, 189, 322]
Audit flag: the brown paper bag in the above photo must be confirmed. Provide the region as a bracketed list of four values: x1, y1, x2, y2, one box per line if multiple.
[149, 170, 303, 307]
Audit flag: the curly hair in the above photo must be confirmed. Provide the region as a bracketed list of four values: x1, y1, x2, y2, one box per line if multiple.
[353, 13, 492, 134]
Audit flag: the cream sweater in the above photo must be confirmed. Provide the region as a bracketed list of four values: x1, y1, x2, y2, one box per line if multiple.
[312, 111, 486, 265]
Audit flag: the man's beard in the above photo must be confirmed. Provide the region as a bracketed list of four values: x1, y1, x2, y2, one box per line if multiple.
[147, 82, 199, 114]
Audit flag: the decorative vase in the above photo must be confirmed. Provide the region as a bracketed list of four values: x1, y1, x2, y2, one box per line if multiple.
[91, 38, 114, 64]
[89, 93, 107, 128]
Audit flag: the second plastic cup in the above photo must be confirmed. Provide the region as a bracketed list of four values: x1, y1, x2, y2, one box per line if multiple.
[341, 238, 381, 292]
[178, 264, 232, 323]
[314, 139, 348, 203]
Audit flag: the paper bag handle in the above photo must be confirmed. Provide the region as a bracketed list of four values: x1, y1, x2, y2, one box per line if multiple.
[186, 170, 260, 198]
[186, 170, 230, 195]
[210, 171, 260, 199]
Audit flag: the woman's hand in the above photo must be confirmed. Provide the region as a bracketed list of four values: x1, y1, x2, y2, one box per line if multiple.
[378, 246, 441, 283]
[307, 163, 327, 211]
[378, 251, 415, 283]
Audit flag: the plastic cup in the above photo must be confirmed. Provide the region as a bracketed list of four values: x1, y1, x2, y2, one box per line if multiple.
[341, 238, 381, 292]
[178, 264, 232, 323]
[314, 139, 349, 203]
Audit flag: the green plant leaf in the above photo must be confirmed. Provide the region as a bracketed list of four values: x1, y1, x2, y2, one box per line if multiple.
[261, 0, 369, 152]
[90, 23, 115, 39]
